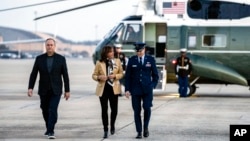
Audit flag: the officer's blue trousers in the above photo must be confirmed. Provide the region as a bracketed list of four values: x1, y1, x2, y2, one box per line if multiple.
[131, 94, 153, 133]
[178, 76, 189, 97]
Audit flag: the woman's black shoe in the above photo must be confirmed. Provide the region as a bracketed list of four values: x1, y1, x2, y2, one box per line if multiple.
[103, 131, 108, 138]
[136, 132, 142, 139]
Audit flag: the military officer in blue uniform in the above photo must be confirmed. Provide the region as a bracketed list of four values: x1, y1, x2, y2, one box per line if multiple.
[175, 48, 192, 97]
[125, 42, 159, 139]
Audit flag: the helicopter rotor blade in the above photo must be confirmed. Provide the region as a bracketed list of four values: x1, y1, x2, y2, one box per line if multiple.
[0, 0, 68, 12]
[34, 0, 118, 21]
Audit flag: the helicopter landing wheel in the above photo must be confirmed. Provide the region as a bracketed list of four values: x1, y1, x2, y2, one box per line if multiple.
[187, 84, 197, 97]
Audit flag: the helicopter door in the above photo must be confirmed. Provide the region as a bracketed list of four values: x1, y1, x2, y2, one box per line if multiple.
[145, 22, 167, 91]
[144, 23, 166, 64]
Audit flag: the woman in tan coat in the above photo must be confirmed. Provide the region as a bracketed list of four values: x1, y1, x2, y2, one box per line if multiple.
[92, 45, 123, 138]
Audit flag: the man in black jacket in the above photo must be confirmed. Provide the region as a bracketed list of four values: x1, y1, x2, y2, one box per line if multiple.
[27, 38, 70, 139]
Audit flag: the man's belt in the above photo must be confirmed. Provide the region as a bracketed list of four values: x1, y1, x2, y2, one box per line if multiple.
[178, 66, 188, 70]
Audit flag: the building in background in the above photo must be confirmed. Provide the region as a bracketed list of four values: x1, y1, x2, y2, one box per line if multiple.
[0, 26, 94, 59]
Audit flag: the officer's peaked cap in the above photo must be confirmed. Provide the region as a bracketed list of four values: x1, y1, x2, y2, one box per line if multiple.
[133, 42, 146, 51]
[114, 44, 122, 48]
[180, 48, 187, 52]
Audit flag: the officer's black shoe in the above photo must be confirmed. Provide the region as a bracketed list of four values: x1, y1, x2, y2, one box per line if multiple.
[111, 128, 115, 135]
[44, 131, 49, 136]
[143, 128, 149, 137]
[103, 131, 108, 138]
[136, 132, 142, 139]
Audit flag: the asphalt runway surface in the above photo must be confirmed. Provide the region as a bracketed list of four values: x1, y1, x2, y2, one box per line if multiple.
[0, 58, 250, 141]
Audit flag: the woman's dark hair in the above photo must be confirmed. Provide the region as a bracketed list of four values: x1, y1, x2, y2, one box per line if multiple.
[99, 45, 114, 62]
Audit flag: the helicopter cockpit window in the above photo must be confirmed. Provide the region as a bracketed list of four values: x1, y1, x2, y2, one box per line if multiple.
[114, 28, 124, 43]
[202, 34, 226, 47]
[104, 24, 120, 39]
[123, 24, 142, 44]
[104, 23, 125, 43]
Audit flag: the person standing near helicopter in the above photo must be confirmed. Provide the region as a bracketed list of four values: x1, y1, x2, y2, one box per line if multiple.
[175, 48, 192, 97]
[114, 44, 127, 97]
[114, 44, 127, 71]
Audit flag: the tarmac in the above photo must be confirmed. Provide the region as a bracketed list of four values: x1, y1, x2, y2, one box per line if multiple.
[1, 58, 250, 141]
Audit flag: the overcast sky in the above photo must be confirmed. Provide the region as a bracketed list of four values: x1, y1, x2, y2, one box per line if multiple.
[0, 0, 136, 42]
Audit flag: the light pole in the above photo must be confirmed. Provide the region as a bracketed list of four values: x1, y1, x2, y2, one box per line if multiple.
[34, 11, 37, 33]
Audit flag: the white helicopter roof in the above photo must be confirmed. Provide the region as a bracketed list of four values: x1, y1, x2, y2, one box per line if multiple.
[158, 0, 250, 4]
[139, 0, 250, 27]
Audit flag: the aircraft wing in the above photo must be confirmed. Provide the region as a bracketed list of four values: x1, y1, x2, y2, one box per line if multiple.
[188, 54, 248, 86]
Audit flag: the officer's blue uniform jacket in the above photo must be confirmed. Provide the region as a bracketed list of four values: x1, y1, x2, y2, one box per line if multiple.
[125, 55, 159, 95]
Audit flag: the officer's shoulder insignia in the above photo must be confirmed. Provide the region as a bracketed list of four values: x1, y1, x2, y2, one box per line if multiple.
[132, 65, 137, 67]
